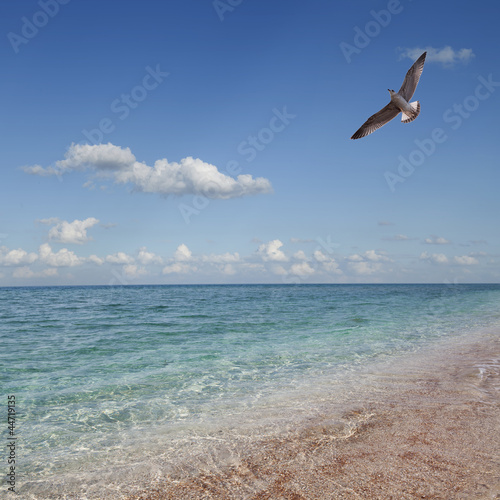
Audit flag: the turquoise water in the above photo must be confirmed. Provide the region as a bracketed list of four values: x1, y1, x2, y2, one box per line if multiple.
[1, 284, 500, 496]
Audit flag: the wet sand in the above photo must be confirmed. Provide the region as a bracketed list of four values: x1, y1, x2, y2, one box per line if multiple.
[126, 333, 500, 500]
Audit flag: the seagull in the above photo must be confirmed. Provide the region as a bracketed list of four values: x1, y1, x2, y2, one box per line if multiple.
[351, 52, 427, 140]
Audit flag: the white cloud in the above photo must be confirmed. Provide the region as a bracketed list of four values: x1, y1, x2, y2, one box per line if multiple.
[39, 243, 83, 267]
[257, 239, 287, 262]
[23, 165, 59, 176]
[290, 262, 315, 276]
[137, 247, 163, 265]
[12, 266, 58, 279]
[346, 250, 390, 275]
[269, 264, 287, 276]
[420, 252, 449, 264]
[162, 262, 195, 274]
[424, 236, 451, 245]
[313, 250, 342, 275]
[221, 264, 236, 275]
[62, 143, 136, 173]
[348, 261, 382, 275]
[322, 261, 342, 274]
[123, 264, 147, 277]
[347, 250, 390, 263]
[88, 254, 104, 265]
[0, 246, 38, 266]
[453, 255, 478, 266]
[47, 217, 99, 244]
[174, 244, 192, 261]
[293, 250, 308, 261]
[346, 254, 363, 262]
[23, 143, 272, 200]
[162, 245, 240, 275]
[399, 46, 475, 66]
[105, 252, 135, 265]
[161, 244, 196, 274]
[364, 250, 390, 262]
[313, 250, 328, 263]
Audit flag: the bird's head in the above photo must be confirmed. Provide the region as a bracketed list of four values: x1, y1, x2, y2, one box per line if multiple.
[388, 89, 395, 95]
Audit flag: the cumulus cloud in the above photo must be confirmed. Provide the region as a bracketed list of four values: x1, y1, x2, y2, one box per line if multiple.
[453, 255, 478, 266]
[0, 246, 38, 266]
[162, 262, 195, 274]
[39, 243, 84, 267]
[88, 255, 104, 265]
[257, 240, 287, 262]
[137, 247, 163, 265]
[162, 245, 241, 275]
[289, 261, 315, 277]
[220, 264, 237, 275]
[347, 250, 390, 263]
[420, 252, 449, 264]
[22, 143, 273, 200]
[348, 261, 382, 276]
[105, 252, 135, 265]
[364, 250, 390, 262]
[346, 250, 390, 275]
[293, 250, 308, 261]
[45, 217, 99, 244]
[313, 250, 342, 274]
[123, 264, 147, 278]
[162, 244, 196, 274]
[174, 244, 192, 261]
[399, 46, 475, 67]
[346, 254, 363, 262]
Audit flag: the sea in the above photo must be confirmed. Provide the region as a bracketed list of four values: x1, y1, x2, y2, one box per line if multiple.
[1, 283, 499, 498]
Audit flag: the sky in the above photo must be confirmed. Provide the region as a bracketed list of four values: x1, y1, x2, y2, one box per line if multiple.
[1, 0, 499, 285]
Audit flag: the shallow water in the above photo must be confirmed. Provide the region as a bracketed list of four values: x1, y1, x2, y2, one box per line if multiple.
[1, 284, 499, 498]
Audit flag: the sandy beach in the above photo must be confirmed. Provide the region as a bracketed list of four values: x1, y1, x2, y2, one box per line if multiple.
[126, 332, 500, 500]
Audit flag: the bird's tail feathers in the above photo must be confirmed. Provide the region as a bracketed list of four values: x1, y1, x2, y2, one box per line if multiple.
[401, 101, 420, 123]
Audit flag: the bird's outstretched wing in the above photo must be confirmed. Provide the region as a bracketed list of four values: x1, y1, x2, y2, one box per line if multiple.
[398, 51, 426, 101]
[350, 103, 399, 140]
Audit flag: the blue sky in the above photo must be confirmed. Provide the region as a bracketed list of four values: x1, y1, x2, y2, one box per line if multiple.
[1, 0, 499, 285]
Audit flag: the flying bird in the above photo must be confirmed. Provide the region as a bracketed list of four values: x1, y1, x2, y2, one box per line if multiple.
[351, 52, 427, 140]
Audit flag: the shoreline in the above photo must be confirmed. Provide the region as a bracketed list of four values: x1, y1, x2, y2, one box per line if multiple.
[123, 330, 500, 500]
[17, 327, 500, 499]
